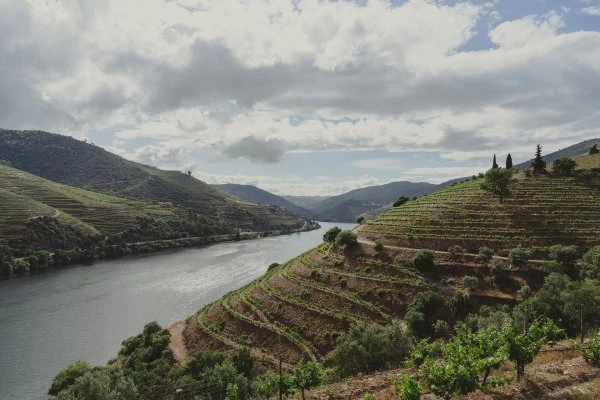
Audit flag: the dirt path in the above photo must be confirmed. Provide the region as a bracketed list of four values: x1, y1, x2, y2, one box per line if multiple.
[168, 320, 191, 364]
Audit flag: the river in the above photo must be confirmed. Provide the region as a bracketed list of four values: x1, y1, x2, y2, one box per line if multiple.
[0, 222, 356, 400]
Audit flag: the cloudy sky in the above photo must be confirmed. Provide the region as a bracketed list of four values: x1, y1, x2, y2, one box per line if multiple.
[2, 0, 600, 195]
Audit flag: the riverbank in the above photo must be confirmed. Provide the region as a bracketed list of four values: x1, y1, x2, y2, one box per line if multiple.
[0, 221, 321, 278]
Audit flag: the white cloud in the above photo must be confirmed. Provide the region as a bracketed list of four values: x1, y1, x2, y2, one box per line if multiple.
[581, 6, 600, 16]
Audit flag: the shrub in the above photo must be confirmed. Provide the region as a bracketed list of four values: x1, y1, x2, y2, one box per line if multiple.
[477, 247, 494, 263]
[516, 284, 532, 302]
[356, 216, 365, 224]
[325, 321, 413, 377]
[549, 245, 579, 276]
[393, 196, 410, 207]
[542, 260, 564, 275]
[552, 157, 577, 176]
[407, 291, 444, 337]
[413, 249, 435, 272]
[433, 320, 450, 337]
[583, 330, 600, 366]
[508, 245, 531, 268]
[334, 230, 358, 249]
[448, 245, 465, 262]
[581, 245, 600, 279]
[463, 275, 479, 291]
[374, 240, 384, 254]
[49, 360, 94, 395]
[323, 227, 341, 243]
[393, 376, 423, 400]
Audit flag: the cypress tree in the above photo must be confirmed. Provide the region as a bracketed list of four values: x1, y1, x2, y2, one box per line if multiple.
[531, 144, 546, 173]
[492, 154, 498, 169]
[590, 144, 599, 155]
[506, 153, 513, 169]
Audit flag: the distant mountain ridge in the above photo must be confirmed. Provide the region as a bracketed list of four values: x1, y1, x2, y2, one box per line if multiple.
[214, 184, 314, 218]
[514, 138, 600, 169]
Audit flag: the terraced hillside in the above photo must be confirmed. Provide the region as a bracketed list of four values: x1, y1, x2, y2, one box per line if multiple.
[177, 171, 600, 369]
[0, 164, 311, 258]
[181, 240, 545, 367]
[360, 172, 600, 256]
[0, 164, 174, 238]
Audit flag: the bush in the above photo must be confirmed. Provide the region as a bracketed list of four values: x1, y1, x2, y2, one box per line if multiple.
[49, 360, 93, 395]
[407, 291, 444, 337]
[583, 330, 600, 366]
[325, 321, 413, 377]
[552, 157, 577, 176]
[334, 230, 358, 249]
[581, 245, 600, 279]
[463, 275, 479, 291]
[374, 240, 384, 254]
[413, 249, 435, 272]
[549, 245, 579, 276]
[508, 245, 531, 268]
[356, 216, 365, 224]
[542, 260, 564, 275]
[323, 227, 341, 243]
[393, 196, 410, 207]
[489, 259, 507, 283]
[448, 245, 465, 262]
[393, 376, 422, 400]
[477, 247, 494, 263]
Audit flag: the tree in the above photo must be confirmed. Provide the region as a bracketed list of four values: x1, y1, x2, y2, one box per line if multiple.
[590, 144, 599, 155]
[393, 196, 410, 207]
[374, 240, 384, 254]
[448, 245, 465, 262]
[502, 318, 562, 380]
[531, 144, 546, 173]
[508, 244, 531, 268]
[323, 226, 341, 243]
[293, 361, 325, 400]
[492, 154, 498, 169]
[506, 153, 513, 169]
[548, 245, 579, 277]
[552, 157, 577, 176]
[582, 245, 600, 279]
[583, 330, 600, 366]
[253, 374, 278, 400]
[480, 168, 513, 204]
[412, 249, 435, 272]
[225, 383, 239, 400]
[49, 360, 93, 395]
[334, 230, 358, 249]
[356, 216, 365, 224]
[53, 367, 140, 400]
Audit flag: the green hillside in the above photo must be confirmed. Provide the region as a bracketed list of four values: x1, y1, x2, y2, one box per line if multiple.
[360, 172, 600, 257]
[0, 129, 229, 206]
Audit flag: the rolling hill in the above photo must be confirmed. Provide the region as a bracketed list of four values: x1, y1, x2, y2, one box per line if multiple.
[0, 163, 312, 259]
[0, 130, 313, 244]
[303, 181, 437, 222]
[178, 168, 600, 369]
[514, 138, 600, 170]
[214, 184, 314, 219]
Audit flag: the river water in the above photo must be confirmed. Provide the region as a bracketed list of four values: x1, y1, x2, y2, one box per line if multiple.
[0, 222, 355, 400]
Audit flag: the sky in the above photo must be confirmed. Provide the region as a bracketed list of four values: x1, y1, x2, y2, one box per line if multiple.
[1, 0, 600, 196]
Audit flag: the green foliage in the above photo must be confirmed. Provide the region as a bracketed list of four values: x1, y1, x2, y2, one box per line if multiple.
[334, 230, 358, 249]
[590, 144, 599, 155]
[549, 245, 579, 276]
[506, 153, 513, 169]
[508, 244, 531, 268]
[326, 321, 414, 377]
[406, 291, 444, 337]
[293, 361, 325, 400]
[412, 249, 435, 272]
[531, 144, 547, 173]
[49, 361, 93, 396]
[481, 167, 513, 204]
[393, 376, 423, 400]
[420, 358, 479, 400]
[323, 226, 341, 243]
[477, 246, 494, 263]
[356, 216, 365, 224]
[583, 330, 600, 366]
[581, 245, 600, 279]
[553, 157, 577, 176]
[225, 383, 239, 400]
[448, 245, 465, 262]
[374, 239, 384, 254]
[253, 373, 278, 400]
[53, 366, 139, 400]
[393, 196, 410, 207]
[463, 276, 479, 291]
[492, 154, 498, 169]
[503, 318, 563, 380]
